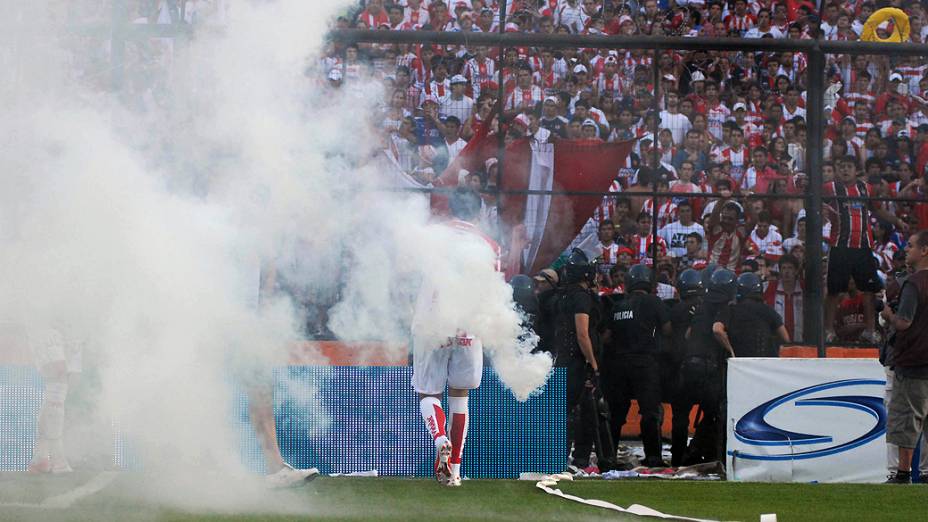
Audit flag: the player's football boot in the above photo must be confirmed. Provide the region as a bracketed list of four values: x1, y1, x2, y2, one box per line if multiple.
[447, 474, 462, 487]
[265, 464, 320, 489]
[50, 459, 73, 474]
[434, 440, 453, 485]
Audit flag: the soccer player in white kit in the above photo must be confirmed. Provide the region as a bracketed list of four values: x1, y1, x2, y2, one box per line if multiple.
[412, 187, 501, 486]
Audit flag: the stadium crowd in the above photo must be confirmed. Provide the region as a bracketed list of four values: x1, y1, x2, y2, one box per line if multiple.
[326, 0, 928, 344]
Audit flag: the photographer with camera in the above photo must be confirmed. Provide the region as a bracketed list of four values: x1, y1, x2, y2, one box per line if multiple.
[882, 230, 928, 484]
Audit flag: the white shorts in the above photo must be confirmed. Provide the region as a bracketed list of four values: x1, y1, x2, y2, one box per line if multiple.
[412, 337, 484, 395]
[31, 330, 82, 374]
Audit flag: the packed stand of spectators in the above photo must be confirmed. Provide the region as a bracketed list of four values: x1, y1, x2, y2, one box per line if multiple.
[330, 0, 928, 343]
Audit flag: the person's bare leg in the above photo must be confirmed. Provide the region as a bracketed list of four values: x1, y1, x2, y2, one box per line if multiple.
[248, 386, 285, 474]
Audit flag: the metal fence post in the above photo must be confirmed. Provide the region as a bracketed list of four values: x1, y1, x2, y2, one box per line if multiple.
[495, 1, 507, 246]
[804, 45, 825, 356]
[650, 48, 660, 282]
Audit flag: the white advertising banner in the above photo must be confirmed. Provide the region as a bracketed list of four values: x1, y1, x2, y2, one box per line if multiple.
[727, 358, 887, 483]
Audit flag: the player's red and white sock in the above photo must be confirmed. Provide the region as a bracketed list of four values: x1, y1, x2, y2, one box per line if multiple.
[419, 396, 449, 449]
[448, 395, 469, 478]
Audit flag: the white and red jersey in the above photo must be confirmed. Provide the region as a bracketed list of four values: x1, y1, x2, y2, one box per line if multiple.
[598, 242, 622, 266]
[404, 5, 430, 27]
[714, 146, 749, 184]
[845, 90, 875, 110]
[705, 102, 731, 141]
[445, 219, 502, 271]
[725, 13, 756, 33]
[874, 241, 899, 273]
[640, 198, 679, 229]
[463, 57, 496, 99]
[505, 84, 544, 111]
[592, 180, 624, 222]
[764, 280, 804, 341]
[420, 78, 451, 105]
[358, 8, 390, 28]
[748, 227, 784, 259]
[707, 227, 747, 271]
[596, 72, 624, 99]
[855, 121, 874, 139]
[535, 66, 563, 95]
[630, 233, 668, 263]
[411, 218, 501, 346]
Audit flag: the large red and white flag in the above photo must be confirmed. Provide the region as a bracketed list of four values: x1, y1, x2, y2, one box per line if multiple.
[427, 126, 635, 274]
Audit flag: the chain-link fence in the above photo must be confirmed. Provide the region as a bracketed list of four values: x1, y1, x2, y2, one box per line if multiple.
[15, 1, 928, 352]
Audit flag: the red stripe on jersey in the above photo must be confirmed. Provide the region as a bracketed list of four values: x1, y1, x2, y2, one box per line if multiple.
[447, 219, 502, 271]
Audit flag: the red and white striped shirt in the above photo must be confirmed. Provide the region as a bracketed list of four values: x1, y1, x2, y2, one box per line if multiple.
[596, 72, 624, 100]
[592, 180, 624, 223]
[630, 234, 668, 263]
[844, 90, 875, 109]
[714, 146, 749, 185]
[505, 85, 544, 111]
[463, 57, 496, 99]
[707, 228, 747, 271]
[874, 241, 899, 273]
[446, 219, 502, 272]
[641, 199, 678, 229]
[764, 280, 804, 341]
[724, 13, 756, 33]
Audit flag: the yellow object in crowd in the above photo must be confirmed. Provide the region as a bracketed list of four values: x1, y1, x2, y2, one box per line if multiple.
[860, 7, 910, 43]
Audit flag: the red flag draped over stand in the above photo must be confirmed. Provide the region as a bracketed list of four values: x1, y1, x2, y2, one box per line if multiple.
[500, 138, 636, 273]
[429, 127, 635, 274]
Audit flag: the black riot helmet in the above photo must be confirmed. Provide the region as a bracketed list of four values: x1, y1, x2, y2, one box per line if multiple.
[700, 262, 719, 288]
[562, 248, 596, 285]
[706, 268, 737, 303]
[509, 274, 538, 313]
[626, 264, 652, 292]
[677, 268, 704, 298]
[736, 272, 764, 301]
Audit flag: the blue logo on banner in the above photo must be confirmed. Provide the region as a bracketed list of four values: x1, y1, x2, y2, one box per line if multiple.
[730, 379, 886, 461]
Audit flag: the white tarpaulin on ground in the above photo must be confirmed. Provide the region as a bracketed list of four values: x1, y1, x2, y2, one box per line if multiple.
[727, 358, 887, 483]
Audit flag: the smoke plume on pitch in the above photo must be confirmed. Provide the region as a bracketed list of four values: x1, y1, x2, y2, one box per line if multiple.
[0, 0, 551, 507]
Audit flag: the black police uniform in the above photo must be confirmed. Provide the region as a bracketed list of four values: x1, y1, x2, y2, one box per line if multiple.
[534, 287, 559, 355]
[668, 294, 702, 466]
[716, 299, 783, 357]
[603, 290, 671, 465]
[554, 282, 602, 468]
[674, 296, 729, 465]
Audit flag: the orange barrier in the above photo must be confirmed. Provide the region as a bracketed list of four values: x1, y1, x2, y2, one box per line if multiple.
[623, 401, 698, 438]
[290, 340, 408, 366]
[779, 345, 819, 358]
[825, 346, 880, 359]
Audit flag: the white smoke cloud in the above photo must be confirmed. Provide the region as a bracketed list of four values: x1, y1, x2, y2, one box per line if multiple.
[0, 0, 551, 508]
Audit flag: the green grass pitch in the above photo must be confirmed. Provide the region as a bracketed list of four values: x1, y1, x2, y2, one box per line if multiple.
[0, 472, 925, 521]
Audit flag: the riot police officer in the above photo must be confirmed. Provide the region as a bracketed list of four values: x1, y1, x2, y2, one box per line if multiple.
[532, 268, 561, 356]
[554, 249, 607, 471]
[603, 264, 672, 467]
[713, 273, 790, 358]
[668, 268, 704, 466]
[675, 268, 736, 465]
